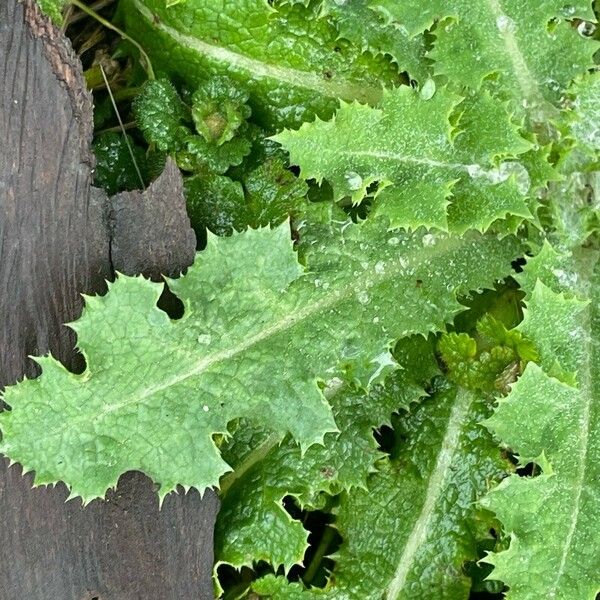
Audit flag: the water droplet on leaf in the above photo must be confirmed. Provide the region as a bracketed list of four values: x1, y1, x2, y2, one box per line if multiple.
[357, 290, 370, 305]
[422, 233, 437, 247]
[577, 21, 596, 37]
[420, 78, 436, 100]
[345, 171, 363, 191]
[496, 15, 516, 33]
[560, 4, 576, 16]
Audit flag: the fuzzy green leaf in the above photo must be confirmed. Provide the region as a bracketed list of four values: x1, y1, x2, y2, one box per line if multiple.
[275, 86, 531, 231]
[482, 248, 600, 599]
[0, 219, 520, 502]
[120, 0, 401, 129]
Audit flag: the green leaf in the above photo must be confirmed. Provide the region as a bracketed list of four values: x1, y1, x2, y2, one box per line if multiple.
[372, 0, 599, 119]
[134, 79, 190, 152]
[369, 0, 445, 37]
[185, 158, 308, 236]
[120, 0, 401, 129]
[320, 0, 429, 81]
[185, 173, 246, 236]
[518, 281, 587, 382]
[515, 241, 581, 299]
[567, 72, 600, 151]
[482, 250, 600, 599]
[275, 86, 531, 231]
[252, 382, 509, 599]
[134, 79, 252, 174]
[242, 157, 309, 227]
[191, 76, 251, 145]
[92, 133, 147, 196]
[0, 219, 520, 502]
[36, 0, 66, 22]
[439, 332, 516, 392]
[216, 359, 430, 572]
[215, 335, 438, 574]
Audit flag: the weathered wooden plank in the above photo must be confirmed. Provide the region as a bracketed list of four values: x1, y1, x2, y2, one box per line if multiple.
[0, 2, 218, 598]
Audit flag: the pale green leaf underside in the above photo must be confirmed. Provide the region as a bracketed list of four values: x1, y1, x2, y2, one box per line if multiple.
[483, 247, 600, 599]
[276, 86, 531, 231]
[0, 221, 520, 502]
[252, 385, 507, 599]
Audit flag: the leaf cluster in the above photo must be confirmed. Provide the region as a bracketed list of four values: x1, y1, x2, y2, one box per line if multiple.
[11, 0, 600, 598]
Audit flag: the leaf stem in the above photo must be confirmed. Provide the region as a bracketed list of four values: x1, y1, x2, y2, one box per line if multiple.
[68, 0, 155, 80]
[219, 432, 282, 498]
[302, 525, 336, 587]
[67, 0, 115, 26]
[100, 64, 145, 189]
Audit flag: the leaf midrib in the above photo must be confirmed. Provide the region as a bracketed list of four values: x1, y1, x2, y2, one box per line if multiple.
[337, 148, 470, 172]
[547, 259, 597, 596]
[485, 0, 543, 106]
[129, 236, 464, 408]
[385, 388, 475, 599]
[95, 233, 464, 421]
[133, 0, 383, 104]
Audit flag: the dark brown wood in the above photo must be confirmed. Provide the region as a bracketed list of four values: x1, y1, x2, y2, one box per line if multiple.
[0, 2, 218, 598]
[110, 159, 197, 281]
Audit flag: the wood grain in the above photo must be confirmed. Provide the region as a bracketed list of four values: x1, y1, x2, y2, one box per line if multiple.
[0, 2, 218, 598]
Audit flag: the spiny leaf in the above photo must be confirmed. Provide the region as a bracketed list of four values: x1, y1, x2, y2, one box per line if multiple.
[275, 86, 531, 231]
[566, 71, 600, 151]
[216, 348, 433, 573]
[482, 246, 600, 599]
[370, 0, 445, 37]
[320, 0, 429, 81]
[0, 219, 520, 502]
[372, 0, 599, 120]
[252, 382, 509, 599]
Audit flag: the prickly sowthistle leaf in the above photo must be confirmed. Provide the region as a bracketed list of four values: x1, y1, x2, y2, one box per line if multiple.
[275, 86, 532, 232]
[482, 247, 600, 599]
[0, 219, 520, 502]
[16, 0, 600, 597]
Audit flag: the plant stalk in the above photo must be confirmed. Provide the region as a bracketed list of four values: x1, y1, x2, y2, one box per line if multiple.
[302, 525, 336, 587]
[68, 0, 155, 80]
